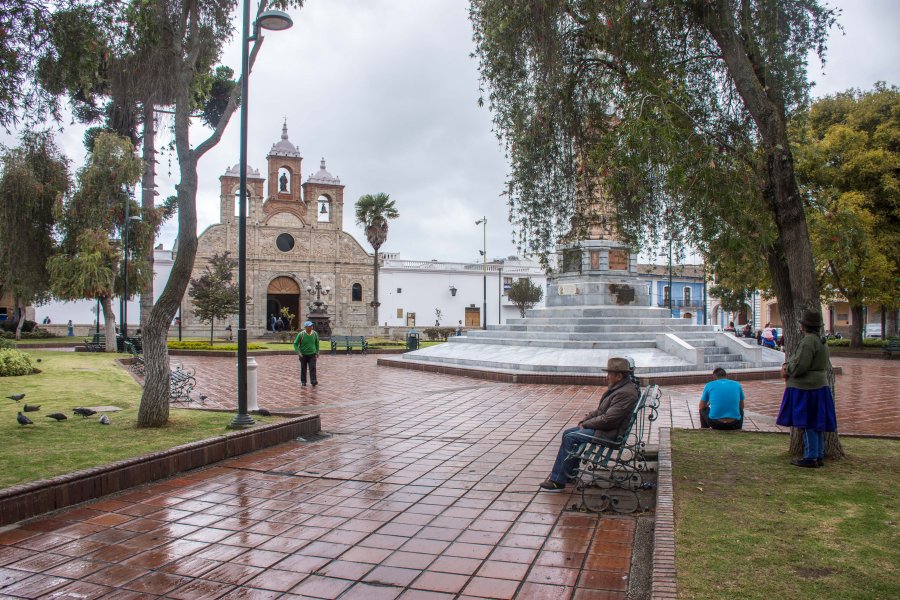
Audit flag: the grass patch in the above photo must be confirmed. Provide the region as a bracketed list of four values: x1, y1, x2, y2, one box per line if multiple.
[168, 341, 266, 351]
[0, 350, 279, 489]
[673, 430, 900, 600]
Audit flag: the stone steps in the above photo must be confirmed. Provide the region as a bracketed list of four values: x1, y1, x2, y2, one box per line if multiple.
[447, 336, 659, 350]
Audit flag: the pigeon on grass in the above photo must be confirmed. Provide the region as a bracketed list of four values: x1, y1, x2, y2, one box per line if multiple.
[99, 414, 110, 425]
[17, 412, 33, 426]
[73, 407, 97, 418]
[23, 404, 40, 412]
[6, 393, 25, 402]
[47, 413, 68, 421]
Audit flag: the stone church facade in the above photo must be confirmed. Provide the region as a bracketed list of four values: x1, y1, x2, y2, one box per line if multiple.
[182, 124, 373, 337]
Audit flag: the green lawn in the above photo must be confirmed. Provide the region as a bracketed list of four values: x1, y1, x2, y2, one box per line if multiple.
[0, 350, 277, 489]
[10, 336, 79, 345]
[673, 430, 899, 600]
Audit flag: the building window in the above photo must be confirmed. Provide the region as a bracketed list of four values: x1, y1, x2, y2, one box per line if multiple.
[396, 288, 402, 294]
[684, 287, 691, 306]
[351, 283, 362, 302]
[503, 277, 513, 293]
[396, 308, 403, 318]
[275, 233, 294, 252]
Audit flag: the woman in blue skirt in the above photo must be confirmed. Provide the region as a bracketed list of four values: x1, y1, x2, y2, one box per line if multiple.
[776, 310, 837, 467]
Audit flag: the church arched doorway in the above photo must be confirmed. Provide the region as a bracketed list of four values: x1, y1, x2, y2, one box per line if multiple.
[266, 276, 301, 331]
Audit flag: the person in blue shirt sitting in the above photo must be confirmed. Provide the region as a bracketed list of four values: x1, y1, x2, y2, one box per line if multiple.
[698, 367, 745, 430]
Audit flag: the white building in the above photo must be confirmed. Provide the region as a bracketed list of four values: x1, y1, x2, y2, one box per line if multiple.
[378, 254, 547, 329]
[33, 247, 174, 335]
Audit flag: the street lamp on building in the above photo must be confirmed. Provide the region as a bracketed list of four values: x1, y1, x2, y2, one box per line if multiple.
[476, 217, 487, 329]
[232, 3, 293, 430]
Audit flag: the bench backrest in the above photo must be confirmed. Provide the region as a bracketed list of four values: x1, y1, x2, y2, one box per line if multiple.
[588, 384, 660, 449]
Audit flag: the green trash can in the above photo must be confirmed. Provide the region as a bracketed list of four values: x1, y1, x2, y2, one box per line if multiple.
[406, 330, 420, 351]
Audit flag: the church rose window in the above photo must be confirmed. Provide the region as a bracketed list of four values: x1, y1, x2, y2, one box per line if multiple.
[276, 233, 295, 252]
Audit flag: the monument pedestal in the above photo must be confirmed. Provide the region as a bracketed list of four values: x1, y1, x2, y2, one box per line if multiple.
[548, 239, 650, 307]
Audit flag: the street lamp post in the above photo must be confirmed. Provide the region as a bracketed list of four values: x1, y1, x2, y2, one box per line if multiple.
[121, 195, 141, 339]
[476, 217, 487, 330]
[667, 238, 673, 318]
[232, 2, 293, 430]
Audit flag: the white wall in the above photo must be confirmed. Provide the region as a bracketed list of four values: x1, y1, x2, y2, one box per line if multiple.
[35, 249, 175, 328]
[379, 260, 546, 328]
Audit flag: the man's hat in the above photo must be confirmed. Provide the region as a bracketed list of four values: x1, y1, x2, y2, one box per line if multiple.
[303, 321, 314, 327]
[800, 310, 823, 328]
[602, 357, 632, 373]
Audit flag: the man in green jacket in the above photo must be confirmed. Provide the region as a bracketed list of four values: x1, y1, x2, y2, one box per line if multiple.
[293, 321, 320, 387]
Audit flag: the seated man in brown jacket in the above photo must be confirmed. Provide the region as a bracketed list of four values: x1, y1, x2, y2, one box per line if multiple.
[539, 357, 641, 492]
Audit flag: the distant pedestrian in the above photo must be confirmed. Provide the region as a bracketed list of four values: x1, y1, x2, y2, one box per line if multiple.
[293, 321, 320, 387]
[67, 320, 74, 337]
[456, 320, 463, 336]
[698, 368, 744, 430]
[742, 323, 752, 338]
[225, 323, 233, 341]
[776, 311, 836, 468]
[725, 321, 736, 333]
[762, 323, 776, 349]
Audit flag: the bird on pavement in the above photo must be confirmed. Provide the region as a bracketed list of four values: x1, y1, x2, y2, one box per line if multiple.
[199, 394, 208, 402]
[47, 413, 67, 421]
[7, 393, 25, 402]
[255, 408, 272, 416]
[17, 412, 33, 426]
[73, 407, 97, 418]
[99, 414, 110, 425]
[23, 404, 40, 412]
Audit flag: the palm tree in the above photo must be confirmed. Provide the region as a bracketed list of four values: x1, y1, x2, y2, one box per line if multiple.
[355, 193, 399, 326]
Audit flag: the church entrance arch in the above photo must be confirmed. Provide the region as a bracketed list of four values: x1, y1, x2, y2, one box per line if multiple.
[266, 276, 301, 331]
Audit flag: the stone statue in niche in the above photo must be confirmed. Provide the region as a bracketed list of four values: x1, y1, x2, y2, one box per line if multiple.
[279, 172, 288, 192]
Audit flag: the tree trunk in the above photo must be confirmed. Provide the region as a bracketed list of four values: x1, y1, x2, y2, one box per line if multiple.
[140, 102, 156, 330]
[372, 247, 380, 326]
[137, 100, 200, 427]
[210, 319, 214, 346]
[695, 1, 844, 460]
[14, 297, 23, 340]
[848, 304, 864, 348]
[101, 295, 117, 352]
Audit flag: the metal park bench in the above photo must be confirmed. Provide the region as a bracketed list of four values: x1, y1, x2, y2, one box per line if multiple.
[566, 384, 661, 514]
[83, 334, 105, 352]
[170, 364, 197, 403]
[884, 338, 900, 359]
[124, 340, 144, 376]
[329, 335, 368, 354]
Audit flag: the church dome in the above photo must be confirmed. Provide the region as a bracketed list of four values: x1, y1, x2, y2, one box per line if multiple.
[307, 158, 341, 185]
[224, 163, 261, 178]
[268, 122, 302, 158]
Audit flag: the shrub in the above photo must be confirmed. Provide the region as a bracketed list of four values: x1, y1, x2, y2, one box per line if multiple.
[422, 327, 455, 341]
[0, 349, 35, 376]
[0, 319, 37, 333]
[826, 338, 886, 348]
[275, 330, 297, 344]
[0, 337, 13, 349]
[167, 341, 265, 351]
[21, 327, 53, 339]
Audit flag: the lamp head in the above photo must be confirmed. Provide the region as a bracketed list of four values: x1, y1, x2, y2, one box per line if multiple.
[256, 9, 293, 31]
[475, 218, 485, 225]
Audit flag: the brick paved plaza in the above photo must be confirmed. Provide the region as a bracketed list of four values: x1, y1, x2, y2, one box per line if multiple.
[0, 355, 896, 598]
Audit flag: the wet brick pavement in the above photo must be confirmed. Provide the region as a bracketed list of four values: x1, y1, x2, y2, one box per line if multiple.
[0, 354, 895, 599]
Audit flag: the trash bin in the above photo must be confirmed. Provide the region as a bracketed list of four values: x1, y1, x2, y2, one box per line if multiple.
[406, 330, 420, 351]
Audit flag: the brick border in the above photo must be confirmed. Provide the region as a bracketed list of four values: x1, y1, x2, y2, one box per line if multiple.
[377, 357, 815, 386]
[650, 427, 677, 599]
[0, 415, 319, 527]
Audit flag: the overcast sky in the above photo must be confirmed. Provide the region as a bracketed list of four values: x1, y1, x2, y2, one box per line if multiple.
[5, 0, 899, 264]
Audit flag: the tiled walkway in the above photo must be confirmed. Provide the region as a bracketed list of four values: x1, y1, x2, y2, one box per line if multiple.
[0, 355, 895, 599]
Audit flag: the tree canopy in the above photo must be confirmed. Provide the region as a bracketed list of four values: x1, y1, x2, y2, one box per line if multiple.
[794, 84, 900, 342]
[507, 278, 544, 318]
[189, 252, 239, 345]
[470, 0, 838, 353]
[0, 130, 70, 337]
